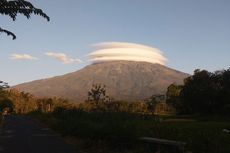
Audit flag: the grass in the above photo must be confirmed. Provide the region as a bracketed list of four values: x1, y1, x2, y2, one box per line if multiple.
[29, 110, 230, 153]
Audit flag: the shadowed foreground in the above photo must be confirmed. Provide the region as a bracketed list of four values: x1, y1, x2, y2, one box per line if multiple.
[0, 115, 77, 153]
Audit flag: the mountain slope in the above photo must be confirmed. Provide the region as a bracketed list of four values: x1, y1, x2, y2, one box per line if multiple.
[13, 61, 189, 102]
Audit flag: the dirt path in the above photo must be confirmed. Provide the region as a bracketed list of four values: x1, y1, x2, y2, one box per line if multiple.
[0, 115, 77, 153]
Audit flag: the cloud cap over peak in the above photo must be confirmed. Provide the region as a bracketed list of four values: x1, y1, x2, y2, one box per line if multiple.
[88, 42, 167, 65]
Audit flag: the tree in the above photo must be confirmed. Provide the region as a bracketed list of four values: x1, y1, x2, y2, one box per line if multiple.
[167, 69, 230, 114]
[221, 69, 230, 104]
[0, 0, 49, 39]
[87, 84, 111, 104]
[0, 98, 13, 114]
[166, 84, 185, 114]
[37, 98, 57, 113]
[146, 94, 165, 113]
[0, 81, 9, 101]
[0, 80, 9, 90]
[181, 69, 222, 114]
[0, 82, 12, 114]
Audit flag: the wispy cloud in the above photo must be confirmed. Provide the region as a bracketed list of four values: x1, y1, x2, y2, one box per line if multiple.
[10, 54, 38, 60]
[45, 52, 82, 64]
[88, 42, 167, 65]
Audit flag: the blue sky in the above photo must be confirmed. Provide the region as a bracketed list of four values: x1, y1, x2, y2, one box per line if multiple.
[1, 0, 230, 85]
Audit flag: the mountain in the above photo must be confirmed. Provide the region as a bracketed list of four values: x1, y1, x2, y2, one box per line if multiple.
[13, 61, 189, 102]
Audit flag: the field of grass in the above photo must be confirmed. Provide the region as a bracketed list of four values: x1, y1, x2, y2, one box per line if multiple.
[29, 110, 230, 153]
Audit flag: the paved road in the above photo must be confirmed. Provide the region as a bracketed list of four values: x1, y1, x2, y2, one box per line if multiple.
[0, 115, 77, 153]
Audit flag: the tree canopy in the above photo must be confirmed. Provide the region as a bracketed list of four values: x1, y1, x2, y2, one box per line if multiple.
[167, 68, 230, 115]
[0, 80, 9, 90]
[0, 0, 49, 39]
[87, 84, 111, 104]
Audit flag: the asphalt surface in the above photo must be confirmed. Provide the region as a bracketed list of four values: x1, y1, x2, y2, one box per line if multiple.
[0, 115, 77, 153]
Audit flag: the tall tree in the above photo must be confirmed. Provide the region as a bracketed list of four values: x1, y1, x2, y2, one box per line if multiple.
[181, 69, 214, 113]
[165, 68, 230, 115]
[221, 68, 230, 109]
[0, 0, 49, 39]
[87, 84, 111, 104]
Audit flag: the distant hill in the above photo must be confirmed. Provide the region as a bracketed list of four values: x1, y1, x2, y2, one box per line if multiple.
[13, 61, 189, 102]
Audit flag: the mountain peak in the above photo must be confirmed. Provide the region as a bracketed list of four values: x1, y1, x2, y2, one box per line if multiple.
[13, 61, 189, 102]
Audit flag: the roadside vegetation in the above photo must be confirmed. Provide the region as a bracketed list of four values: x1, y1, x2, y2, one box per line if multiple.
[166, 68, 230, 115]
[28, 108, 230, 153]
[0, 68, 230, 153]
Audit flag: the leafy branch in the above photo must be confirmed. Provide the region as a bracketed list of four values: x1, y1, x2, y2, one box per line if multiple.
[0, 0, 49, 39]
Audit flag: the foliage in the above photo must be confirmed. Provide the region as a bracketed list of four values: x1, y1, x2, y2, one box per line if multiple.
[5, 89, 36, 113]
[167, 68, 230, 115]
[30, 108, 230, 153]
[0, 0, 49, 39]
[80, 101, 142, 113]
[87, 84, 111, 104]
[0, 80, 9, 90]
[145, 94, 166, 114]
[166, 84, 186, 114]
[0, 81, 11, 114]
[0, 98, 13, 113]
[0, 82, 229, 152]
[0, 89, 72, 114]
[36, 97, 71, 113]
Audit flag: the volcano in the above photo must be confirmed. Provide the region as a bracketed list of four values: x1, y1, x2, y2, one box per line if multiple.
[14, 61, 189, 102]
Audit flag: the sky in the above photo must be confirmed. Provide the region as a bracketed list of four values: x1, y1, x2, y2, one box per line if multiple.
[1, 0, 230, 86]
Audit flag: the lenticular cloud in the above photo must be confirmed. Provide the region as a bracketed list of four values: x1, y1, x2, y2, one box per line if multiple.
[88, 42, 167, 65]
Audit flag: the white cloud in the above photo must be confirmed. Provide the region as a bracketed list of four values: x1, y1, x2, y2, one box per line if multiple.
[88, 42, 167, 65]
[45, 52, 82, 64]
[10, 54, 38, 60]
